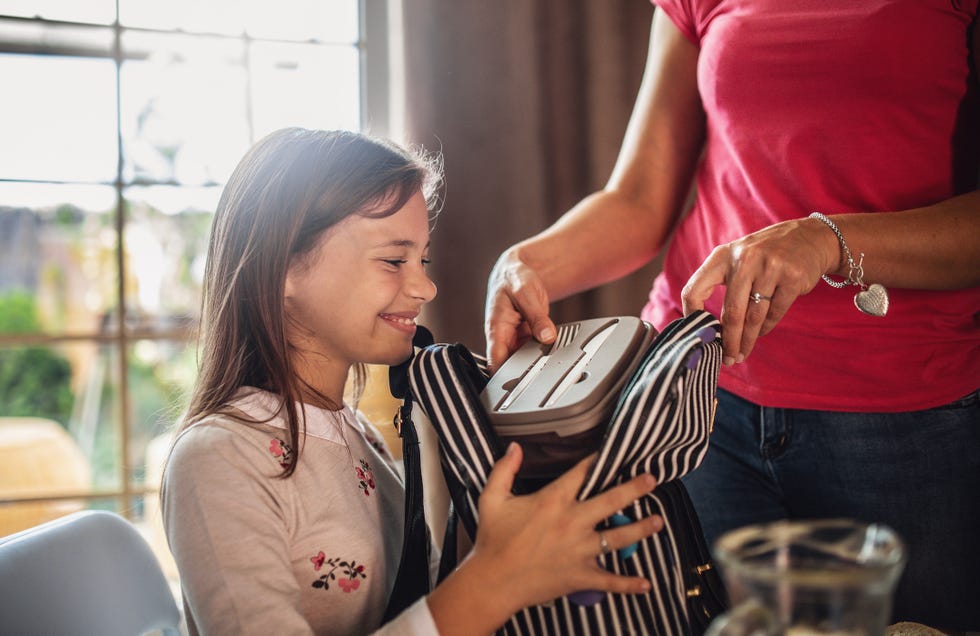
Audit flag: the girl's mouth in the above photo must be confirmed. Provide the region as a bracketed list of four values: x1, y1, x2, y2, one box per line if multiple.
[379, 313, 417, 333]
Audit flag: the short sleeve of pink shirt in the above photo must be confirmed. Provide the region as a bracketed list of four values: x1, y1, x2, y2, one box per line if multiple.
[645, 0, 980, 412]
[651, 0, 713, 44]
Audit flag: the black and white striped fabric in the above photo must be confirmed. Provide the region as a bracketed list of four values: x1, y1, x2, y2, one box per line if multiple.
[407, 310, 728, 635]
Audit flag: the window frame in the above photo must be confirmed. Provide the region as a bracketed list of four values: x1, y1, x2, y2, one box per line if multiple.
[0, 0, 390, 518]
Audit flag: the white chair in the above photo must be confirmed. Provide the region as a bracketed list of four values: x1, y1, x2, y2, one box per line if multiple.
[0, 509, 182, 636]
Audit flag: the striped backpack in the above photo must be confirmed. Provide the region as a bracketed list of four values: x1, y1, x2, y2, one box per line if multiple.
[384, 310, 728, 634]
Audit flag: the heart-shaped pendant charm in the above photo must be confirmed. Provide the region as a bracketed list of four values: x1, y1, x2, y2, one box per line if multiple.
[854, 283, 889, 317]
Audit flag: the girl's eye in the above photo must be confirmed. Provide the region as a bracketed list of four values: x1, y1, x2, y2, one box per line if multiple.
[382, 258, 431, 268]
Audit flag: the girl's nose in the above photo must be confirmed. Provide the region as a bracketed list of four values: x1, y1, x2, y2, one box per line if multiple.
[408, 267, 437, 303]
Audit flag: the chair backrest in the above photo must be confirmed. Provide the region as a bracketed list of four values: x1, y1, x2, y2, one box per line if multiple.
[0, 509, 182, 636]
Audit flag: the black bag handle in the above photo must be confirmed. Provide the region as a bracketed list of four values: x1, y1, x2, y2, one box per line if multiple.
[381, 327, 435, 623]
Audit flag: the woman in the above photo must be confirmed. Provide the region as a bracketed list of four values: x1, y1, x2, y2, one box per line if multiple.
[485, 3, 980, 628]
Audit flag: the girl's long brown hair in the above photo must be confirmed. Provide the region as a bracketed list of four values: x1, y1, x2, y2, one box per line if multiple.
[181, 128, 442, 476]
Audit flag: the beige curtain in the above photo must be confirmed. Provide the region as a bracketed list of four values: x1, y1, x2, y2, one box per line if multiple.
[402, 0, 660, 351]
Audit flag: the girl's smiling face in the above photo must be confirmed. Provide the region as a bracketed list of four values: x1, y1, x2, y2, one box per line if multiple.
[283, 191, 436, 400]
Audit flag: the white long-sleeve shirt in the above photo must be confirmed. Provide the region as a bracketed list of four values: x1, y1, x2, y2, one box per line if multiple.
[161, 387, 438, 635]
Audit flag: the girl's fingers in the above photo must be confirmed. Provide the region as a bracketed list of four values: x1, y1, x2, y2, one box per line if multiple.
[483, 442, 522, 502]
[543, 452, 598, 499]
[585, 571, 653, 595]
[597, 517, 663, 556]
[579, 472, 657, 521]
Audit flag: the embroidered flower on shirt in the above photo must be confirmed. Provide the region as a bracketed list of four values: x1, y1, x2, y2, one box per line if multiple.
[269, 437, 294, 469]
[310, 554, 367, 593]
[310, 551, 326, 571]
[355, 459, 375, 496]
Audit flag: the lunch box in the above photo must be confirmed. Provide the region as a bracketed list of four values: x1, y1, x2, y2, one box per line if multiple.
[480, 316, 656, 478]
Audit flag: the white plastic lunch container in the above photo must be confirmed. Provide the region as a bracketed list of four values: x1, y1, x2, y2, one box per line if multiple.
[480, 316, 656, 479]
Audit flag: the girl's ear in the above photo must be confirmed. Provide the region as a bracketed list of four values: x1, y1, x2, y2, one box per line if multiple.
[283, 267, 297, 300]
[283, 255, 304, 301]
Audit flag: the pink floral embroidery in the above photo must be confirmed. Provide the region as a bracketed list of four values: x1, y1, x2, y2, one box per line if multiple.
[355, 459, 375, 496]
[310, 555, 367, 593]
[310, 551, 325, 571]
[269, 437, 294, 469]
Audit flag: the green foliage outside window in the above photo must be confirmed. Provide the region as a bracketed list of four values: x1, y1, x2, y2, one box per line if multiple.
[0, 291, 74, 427]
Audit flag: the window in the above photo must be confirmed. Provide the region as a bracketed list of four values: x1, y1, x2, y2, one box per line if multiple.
[0, 0, 389, 579]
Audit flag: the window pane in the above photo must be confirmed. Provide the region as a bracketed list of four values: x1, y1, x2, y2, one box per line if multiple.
[251, 41, 360, 139]
[67, 341, 123, 490]
[123, 185, 217, 322]
[118, 0, 358, 42]
[244, 0, 358, 43]
[0, 183, 117, 336]
[119, 0, 245, 35]
[0, 0, 115, 25]
[120, 32, 250, 185]
[0, 340, 120, 491]
[127, 339, 195, 488]
[0, 53, 117, 182]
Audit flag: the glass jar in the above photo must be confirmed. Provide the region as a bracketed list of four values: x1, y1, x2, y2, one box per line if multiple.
[706, 519, 906, 636]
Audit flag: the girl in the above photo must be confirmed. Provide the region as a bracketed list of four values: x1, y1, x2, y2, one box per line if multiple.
[161, 128, 662, 635]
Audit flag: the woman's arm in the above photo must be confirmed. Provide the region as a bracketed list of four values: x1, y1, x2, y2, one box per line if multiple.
[682, 193, 980, 367]
[485, 11, 706, 370]
[819, 196, 980, 290]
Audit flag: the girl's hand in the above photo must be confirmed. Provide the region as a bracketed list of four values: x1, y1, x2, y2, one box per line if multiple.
[469, 443, 661, 614]
[681, 217, 838, 365]
[484, 248, 557, 374]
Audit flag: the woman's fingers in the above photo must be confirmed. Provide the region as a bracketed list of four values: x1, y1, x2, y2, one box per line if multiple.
[681, 244, 727, 316]
[485, 293, 530, 374]
[683, 218, 830, 365]
[683, 243, 746, 364]
[485, 251, 556, 373]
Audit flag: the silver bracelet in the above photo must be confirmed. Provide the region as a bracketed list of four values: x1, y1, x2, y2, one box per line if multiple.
[808, 212, 890, 317]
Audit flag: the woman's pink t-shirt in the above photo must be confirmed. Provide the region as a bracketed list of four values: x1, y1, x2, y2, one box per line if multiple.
[644, 0, 980, 411]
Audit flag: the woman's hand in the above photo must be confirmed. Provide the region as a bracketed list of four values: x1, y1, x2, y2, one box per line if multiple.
[681, 217, 838, 366]
[484, 247, 558, 373]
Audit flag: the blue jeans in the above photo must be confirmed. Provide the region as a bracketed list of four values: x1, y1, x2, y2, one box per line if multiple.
[682, 387, 980, 630]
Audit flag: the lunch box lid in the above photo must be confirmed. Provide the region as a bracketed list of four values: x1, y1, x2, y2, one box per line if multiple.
[480, 316, 654, 437]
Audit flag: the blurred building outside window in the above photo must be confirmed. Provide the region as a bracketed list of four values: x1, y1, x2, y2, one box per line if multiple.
[0, 0, 398, 596]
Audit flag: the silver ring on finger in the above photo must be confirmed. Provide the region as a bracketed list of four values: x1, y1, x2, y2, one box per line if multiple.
[598, 531, 611, 555]
[750, 291, 773, 304]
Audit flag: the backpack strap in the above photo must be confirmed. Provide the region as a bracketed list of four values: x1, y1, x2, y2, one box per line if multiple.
[382, 327, 435, 622]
